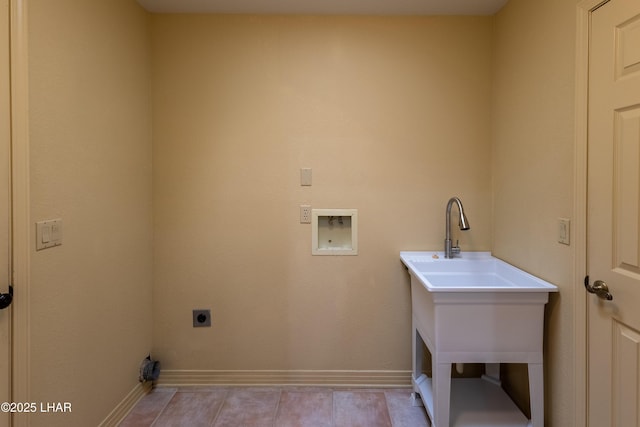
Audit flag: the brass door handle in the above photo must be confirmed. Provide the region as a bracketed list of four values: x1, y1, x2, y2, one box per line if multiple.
[0, 285, 12, 309]
[584, 276, 613, 301]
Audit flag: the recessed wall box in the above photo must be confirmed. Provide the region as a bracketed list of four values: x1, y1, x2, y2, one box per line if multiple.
[312, 209, 358, 255]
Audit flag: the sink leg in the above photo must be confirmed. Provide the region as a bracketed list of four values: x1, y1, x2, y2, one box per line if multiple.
[433, 362, 451, 427]
[484, 363, 501, 383]
[410, 392, 424, 407]
[528, 363, 544, 427]
[412, 322, 427, 408]
[412, 321, 424, 382]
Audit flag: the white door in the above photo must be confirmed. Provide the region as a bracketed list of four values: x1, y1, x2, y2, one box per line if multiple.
[587, 0, 640, 425]
[0, 0, 12, 425]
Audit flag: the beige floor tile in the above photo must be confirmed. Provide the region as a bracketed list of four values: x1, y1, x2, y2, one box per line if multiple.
[153, 390, 227, 427]
[213, 387, 281, 427]
[119, 388, 177, 427]
[275, 389, 332, 427]
[120, 386, 433, 427]
[384, 389, 430, 427]
[333, 390, 393, 427]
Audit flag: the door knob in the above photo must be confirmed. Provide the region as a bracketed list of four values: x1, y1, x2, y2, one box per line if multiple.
[584, 276, 613, 301]
[0, 285, 12, 309]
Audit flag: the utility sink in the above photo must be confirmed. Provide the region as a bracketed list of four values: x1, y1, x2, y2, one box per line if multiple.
[401, 251, 558, 292]
[400, 251, 557, 427]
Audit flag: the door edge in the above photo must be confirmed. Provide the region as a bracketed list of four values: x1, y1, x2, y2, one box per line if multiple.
[574, 1, 609, 426]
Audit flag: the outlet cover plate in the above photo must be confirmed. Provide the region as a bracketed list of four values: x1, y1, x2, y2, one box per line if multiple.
[300, 205, 312, 223]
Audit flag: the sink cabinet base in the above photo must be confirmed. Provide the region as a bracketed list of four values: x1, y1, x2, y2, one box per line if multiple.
[409, 277, 547, 427]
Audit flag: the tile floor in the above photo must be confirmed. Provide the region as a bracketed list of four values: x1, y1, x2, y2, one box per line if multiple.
[119, 386, 430, 427]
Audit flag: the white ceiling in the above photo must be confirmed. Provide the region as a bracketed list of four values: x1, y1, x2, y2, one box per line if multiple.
[136, 0, 509, 16]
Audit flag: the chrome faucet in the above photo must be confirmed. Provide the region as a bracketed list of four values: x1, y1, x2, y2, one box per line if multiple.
[444, 196, 470, 258]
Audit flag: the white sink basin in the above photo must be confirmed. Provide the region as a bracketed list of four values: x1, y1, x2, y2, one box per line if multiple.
[400, 251, 558, 292]
[422, 273, 516, 288]
[401, 251, 558, 427]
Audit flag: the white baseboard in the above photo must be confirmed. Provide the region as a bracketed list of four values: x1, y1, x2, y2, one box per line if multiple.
[156, 369, 412, 388]
[98, 381, 153, 427]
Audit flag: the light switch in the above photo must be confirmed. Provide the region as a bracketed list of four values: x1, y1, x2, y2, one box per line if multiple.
[41, 224, 51, 243]
[300, 168, 312, 186]
[51, 221, 61, 241]
[36, 218, 63, 251]
[558, 218, 570, 245]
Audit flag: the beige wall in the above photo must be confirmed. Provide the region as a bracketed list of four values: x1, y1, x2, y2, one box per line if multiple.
[151, 15, 493, 371]
[22, 0, 583, 425]
[492, 0, 577, 425]
[28, 0, 153, 425]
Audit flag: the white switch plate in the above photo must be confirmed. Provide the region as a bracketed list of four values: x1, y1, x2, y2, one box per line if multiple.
[558, 218, 570, 245]
[36, 219, 63, 251]
[300, 168, 312, 186]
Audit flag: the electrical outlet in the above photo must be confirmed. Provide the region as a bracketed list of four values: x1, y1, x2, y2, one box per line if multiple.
[300, 205, 312, 224]
[192, 309, 211, 327]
